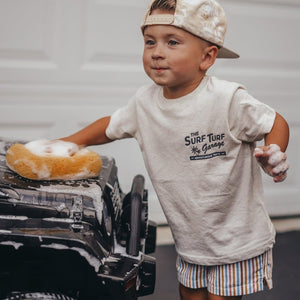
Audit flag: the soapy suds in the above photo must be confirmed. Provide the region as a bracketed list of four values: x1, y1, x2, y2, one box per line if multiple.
[273, 161, 287, 173]
[20, 293, 76, 300]
[41, 243, 102, 272]
[42, 218, 74, 223]
[55, 203, 67, 212]
[113, 241, 142, 260]
[265, 144, 283, 166]
[25, 139, 81, 157]
[0, 241, 23, 250]
[254, 144, 289, 180]
[60, 167, 91, 181]
[38, 183, 103, 224]
[0, 230, 12, 234]
[11, 158, 51, 179]
[0, 142, 6, 155]
[0, 215, 28, 220]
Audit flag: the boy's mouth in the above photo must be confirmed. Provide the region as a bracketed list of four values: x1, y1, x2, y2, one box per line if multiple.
[153, 66, 168, 72]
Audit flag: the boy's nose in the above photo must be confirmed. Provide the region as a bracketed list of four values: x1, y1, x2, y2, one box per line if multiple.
[152, 44, 165, 59]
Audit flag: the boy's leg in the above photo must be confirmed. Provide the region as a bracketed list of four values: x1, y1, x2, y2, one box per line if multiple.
[208, 292, 242, 300]
[179, 284, 243, 300]
[179, 284, 209, 300]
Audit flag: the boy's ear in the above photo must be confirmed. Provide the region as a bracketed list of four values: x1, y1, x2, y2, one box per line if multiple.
[200, 45, 218, 71]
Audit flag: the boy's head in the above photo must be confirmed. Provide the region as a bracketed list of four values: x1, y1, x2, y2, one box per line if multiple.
[142, 0, 239, 59]
[142, 0, 238, 99]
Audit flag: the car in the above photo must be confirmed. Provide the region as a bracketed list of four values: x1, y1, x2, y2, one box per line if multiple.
[0, 138, 156, 300]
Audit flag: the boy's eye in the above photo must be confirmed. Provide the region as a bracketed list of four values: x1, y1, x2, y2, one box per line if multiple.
[168, 40, 179, 46]
[145, 39, 155, 46]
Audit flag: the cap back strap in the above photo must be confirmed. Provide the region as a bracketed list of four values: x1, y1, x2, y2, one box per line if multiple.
[143, 14, 174, 26]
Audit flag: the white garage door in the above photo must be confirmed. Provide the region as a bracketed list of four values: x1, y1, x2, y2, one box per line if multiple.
[0, 0, 299, 223]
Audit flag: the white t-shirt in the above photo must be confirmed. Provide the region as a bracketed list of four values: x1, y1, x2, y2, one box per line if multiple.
[106, 76, 276, 265]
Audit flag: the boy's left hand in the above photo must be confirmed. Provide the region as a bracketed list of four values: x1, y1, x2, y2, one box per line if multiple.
[254, 144, 289, 183]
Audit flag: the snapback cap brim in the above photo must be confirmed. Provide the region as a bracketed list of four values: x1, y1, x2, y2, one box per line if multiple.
[217, 46, 239, 59]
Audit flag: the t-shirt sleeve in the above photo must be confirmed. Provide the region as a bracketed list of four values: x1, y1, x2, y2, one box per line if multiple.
[228, 88, 276, 142]
[105, 96, 138, 140]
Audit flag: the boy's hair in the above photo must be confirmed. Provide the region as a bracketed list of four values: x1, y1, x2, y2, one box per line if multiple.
[150, 0, 176, 13]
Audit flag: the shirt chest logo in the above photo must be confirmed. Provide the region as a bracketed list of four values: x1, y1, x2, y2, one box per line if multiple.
[184, 131, 226, 160]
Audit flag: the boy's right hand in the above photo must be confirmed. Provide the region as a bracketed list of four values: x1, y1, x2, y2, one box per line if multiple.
[254, 144, 289, 183]
[26, 139, 80, 157]
[45, 140, 80, 156]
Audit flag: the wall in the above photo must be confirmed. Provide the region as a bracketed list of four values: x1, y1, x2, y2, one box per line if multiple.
[0, 0, 299, 223]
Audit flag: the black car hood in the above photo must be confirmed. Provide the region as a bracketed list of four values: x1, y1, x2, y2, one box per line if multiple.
[0, 138, 117, 271]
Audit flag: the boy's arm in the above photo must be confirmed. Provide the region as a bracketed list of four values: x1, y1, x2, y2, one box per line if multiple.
[265, 112, 289, 152]
[254, 112, 290, 182]
[61, 116, 112, 147]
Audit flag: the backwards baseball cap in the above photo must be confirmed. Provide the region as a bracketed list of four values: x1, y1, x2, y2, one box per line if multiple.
[142, 0, 239, 59]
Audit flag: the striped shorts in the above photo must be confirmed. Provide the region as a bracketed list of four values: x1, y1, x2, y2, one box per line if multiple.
[176, 249, 273, 296]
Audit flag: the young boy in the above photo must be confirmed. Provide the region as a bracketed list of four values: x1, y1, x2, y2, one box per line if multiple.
[60, 0, 289, 299]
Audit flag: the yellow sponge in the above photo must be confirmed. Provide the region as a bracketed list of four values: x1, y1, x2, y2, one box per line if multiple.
[6, 141, 102, 181]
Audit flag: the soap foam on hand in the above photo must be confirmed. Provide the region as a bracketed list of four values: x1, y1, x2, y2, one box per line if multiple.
[25, 139, 80, 157]
[254, 144, 289, 182]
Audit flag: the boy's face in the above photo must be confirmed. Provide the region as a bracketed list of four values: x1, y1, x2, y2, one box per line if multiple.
[143, 9, 211, 99]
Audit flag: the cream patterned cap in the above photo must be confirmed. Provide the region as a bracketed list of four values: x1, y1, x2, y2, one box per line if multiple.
[142, 0, 239, 59]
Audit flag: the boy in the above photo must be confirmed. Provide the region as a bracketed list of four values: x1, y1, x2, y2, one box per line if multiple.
[61, 0, 289, 299]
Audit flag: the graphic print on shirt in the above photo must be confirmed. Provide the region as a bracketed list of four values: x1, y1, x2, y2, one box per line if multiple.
[184, 131, 226, 160]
